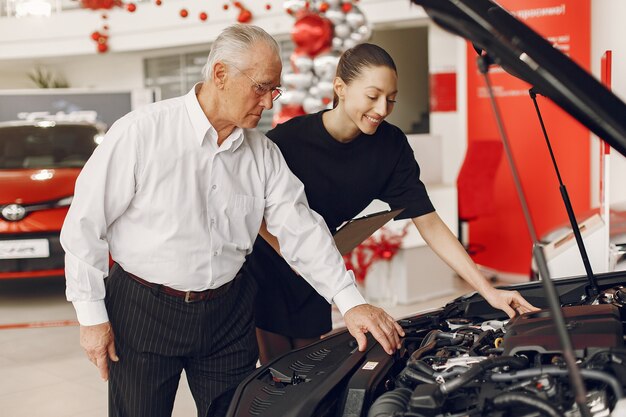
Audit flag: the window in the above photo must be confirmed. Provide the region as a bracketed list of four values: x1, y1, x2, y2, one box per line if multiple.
[144, 39, 293, 134]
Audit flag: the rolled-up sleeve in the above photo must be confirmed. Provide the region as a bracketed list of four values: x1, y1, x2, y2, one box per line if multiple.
[60, 119, 140, 325]
[261, 141, 366, 315]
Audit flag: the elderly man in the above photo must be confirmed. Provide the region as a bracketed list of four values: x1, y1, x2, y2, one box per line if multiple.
[60, 24, 404, 417]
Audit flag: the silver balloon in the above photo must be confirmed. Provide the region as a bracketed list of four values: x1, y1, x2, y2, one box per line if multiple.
[303, 96, 325, 114]
[291, 55, 314, 73]
[317, 80, 334, 98]
[357, 24, 372, 41]
[308, 85, 321, 99]
[283, 0, 306, 14]
[342, 38, 357, 50]
[333, 23, 351, 39]
[324, 9, 345, 25]
[350, 32, 364, 43]
[278, 89, 307, 105]
[332, 36, 343, 50]
[313, 53, 340, 81]
[345, 11, 365, 28]
[283, 72, 314, 90]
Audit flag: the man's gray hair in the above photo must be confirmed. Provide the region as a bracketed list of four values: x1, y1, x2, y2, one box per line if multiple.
[202, 24, 280, 81]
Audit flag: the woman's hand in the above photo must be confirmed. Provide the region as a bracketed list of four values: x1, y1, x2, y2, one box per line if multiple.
[482, 288, 539, 318]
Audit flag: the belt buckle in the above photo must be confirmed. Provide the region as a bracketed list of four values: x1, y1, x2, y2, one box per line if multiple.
[184, 291, 193, 303]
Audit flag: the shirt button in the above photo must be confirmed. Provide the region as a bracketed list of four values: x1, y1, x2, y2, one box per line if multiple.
[211, 185, 217, 190]
[210, 218, 215, 225]
[213, 251, 218, 256]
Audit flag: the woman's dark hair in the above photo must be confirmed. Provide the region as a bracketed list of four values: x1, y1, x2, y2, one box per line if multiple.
[333, 43, 397, 108]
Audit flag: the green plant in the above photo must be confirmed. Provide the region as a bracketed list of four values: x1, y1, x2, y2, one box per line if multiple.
[28, 67, 69, 88]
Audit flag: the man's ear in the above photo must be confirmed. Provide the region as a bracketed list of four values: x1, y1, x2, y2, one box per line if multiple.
[333, 77, 346, 102]
[213, 62, 227, 89]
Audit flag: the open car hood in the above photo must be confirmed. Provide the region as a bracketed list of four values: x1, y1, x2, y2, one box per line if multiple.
[413, 0, 626, 157]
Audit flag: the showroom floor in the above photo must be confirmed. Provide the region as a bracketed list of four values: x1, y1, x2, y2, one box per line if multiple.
[0, 276, 473, 417]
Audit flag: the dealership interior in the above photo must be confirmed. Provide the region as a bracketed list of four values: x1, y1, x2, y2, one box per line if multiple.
[1, 1, 626, 416]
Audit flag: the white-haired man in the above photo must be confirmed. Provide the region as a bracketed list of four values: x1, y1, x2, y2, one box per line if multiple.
[61, 24, 404, 417]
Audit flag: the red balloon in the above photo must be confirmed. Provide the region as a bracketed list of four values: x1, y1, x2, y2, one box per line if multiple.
[272, 105, 306, 127]
[237, 8, 252, 23]
[291, 12, 333, 57]
[80, 0, 120, 10]
[97, 43, 108, 53]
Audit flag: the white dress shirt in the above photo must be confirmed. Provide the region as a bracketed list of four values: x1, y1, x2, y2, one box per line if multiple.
[61, 84, 365, 326]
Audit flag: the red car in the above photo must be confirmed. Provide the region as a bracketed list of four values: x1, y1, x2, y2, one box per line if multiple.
[0, 120, 103, 279]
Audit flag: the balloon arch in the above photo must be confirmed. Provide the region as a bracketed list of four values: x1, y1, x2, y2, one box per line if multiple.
[275, 0, 372, 125]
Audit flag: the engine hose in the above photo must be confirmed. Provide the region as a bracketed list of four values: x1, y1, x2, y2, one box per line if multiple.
[408, 339, 437, 363]
[439, 356, 529, 394]
[367, 388, 413, 417]
[491, 392, 562, 417]
[408, 359, 436, 376]
[418, 330, 441, 348]
[490, 366, 624, 399]
[397, 366, 436, 386]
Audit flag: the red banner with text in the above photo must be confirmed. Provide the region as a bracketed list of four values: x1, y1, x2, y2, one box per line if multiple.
[466, 0, 590, 275]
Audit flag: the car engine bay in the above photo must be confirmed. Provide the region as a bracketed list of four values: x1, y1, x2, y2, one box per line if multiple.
[227, 275, 626, 417]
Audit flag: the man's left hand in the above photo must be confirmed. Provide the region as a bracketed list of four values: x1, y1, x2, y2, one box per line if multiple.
[343, 304, 405, 355]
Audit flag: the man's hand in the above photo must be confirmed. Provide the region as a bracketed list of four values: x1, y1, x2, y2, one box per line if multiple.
[343, 304, 405, 355]
[80, 322, 119, 381]
[483, 288, 539, 318]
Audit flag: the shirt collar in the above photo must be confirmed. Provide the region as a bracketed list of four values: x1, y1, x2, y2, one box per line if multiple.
[184, 83, 245, 152]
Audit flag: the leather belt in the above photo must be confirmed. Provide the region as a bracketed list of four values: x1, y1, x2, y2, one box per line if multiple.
[126, 272, 232, 303]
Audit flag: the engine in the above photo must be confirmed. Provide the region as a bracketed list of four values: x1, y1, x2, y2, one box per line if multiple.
[367, 290, 626, 417]
[227, 282, 626, 417]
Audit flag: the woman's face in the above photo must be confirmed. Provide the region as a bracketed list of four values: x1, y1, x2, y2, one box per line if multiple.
[339, 65, 398, 135]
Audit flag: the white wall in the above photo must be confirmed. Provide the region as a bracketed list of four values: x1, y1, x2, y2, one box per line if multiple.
[428, 25, 467, 186]
[0, 0, 427, 60]
[591, 0, 626, 207]
[0, 0, 427, 90]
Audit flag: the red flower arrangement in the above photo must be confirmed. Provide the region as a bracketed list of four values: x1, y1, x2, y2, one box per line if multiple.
[343, 223, 410, 283]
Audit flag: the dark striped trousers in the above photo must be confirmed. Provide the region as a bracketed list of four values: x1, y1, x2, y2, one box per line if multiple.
[105, 264, 258, 417]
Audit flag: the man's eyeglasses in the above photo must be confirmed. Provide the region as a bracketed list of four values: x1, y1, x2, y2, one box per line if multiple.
[231, 65, 283, 102]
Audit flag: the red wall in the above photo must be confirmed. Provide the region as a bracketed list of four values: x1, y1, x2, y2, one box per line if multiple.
[466, 0, 591, 275]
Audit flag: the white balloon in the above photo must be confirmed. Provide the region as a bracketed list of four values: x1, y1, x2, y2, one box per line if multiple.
[357, 24, 372, 40]
[350, 32, 364, 43]
[303, 96, 325, 114]
[291, 55, 313, 73]
[317, 80, 334, 97]
[279, 89, 307, 105]
[343, 38, 357, 50]
[313, 53, 340, 80]
[283, 0, 306, 13]
[332, 37, 343, 50]
[325, 9, 345, 25]
[334, 23, 351, 39]
[283, 72, 314, 90]
[345, 11, 365, 28]
[308, 85, 321, 99]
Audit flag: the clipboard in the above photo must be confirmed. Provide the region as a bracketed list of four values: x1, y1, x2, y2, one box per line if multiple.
[333, 208, 405, 255]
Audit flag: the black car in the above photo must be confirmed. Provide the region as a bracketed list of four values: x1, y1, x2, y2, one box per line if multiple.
[226, 1, 626, 416]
